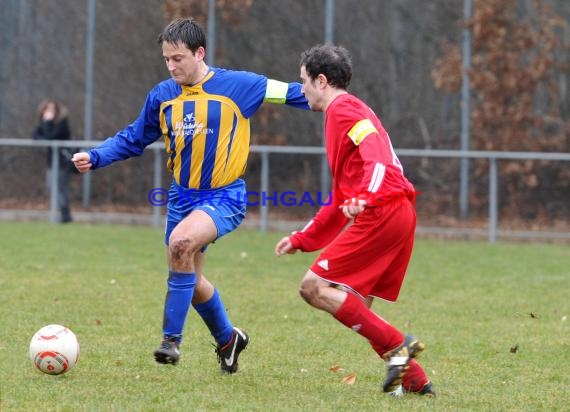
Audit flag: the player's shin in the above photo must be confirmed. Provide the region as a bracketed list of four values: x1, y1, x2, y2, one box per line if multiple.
[162, 271, 197, 342]
[334, 292, 403, 354]
[193, 288, 233, 345]
[402, 359, 429, 392]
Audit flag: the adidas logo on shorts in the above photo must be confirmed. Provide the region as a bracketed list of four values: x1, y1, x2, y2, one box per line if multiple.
[317, 259, 329, 270]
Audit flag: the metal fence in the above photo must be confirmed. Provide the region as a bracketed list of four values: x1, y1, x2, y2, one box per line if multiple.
[1, 138, 569, 243]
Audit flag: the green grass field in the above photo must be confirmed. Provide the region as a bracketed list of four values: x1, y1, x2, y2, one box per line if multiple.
[0, 221, 568, 411]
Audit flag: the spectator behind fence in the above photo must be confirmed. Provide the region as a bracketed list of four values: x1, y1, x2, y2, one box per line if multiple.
[33, 99, 73, 223]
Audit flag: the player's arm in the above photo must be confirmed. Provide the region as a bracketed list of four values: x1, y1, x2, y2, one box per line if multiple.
[352, 130, 408, 209]
[236, 72, 310, 118]
[342, 112, 404, 205]
[263, 79, 310, 110]
[275, 201, 347, 256]
[75, 87, 163, 170]
[286, 196, 349, 253]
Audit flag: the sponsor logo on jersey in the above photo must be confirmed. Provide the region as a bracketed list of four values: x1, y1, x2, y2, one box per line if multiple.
[173, 113, 214, 138]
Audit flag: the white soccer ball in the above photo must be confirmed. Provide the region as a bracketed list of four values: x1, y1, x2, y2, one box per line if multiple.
[29, 324, 80, 375]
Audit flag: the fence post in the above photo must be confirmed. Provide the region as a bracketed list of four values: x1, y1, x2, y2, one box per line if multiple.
[260, 151, 269, 232]
[83, 0, 96, 209]
[207, 0, 216, 66]
[49, 144, 60, 224]
[489, 157, 498, 243]
[460, 0, 473, 220]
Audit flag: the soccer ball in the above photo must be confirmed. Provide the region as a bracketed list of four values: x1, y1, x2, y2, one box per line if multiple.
[29, 324, 80, 375]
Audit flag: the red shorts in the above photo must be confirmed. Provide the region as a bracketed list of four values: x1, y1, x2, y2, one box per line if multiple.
[309, 199, 416, 302]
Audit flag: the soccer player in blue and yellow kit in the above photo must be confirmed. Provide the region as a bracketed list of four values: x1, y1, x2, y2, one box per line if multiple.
[72, 17, 309, 373]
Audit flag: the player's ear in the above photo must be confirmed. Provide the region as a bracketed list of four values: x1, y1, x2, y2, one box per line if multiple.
[195, 46, 206, 61]
[317, 73, 328, 88]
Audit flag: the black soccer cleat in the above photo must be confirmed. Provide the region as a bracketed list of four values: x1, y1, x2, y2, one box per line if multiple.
[382, 335, 425, 393]
[215, 327, 249, 374]
[154, 338, 180, 365]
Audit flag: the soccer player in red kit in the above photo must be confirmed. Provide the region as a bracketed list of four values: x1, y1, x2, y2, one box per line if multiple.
[275, 44, 435, 397]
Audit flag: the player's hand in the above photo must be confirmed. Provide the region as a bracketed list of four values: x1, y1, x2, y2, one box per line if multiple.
[340, 198, 367, 219]
[275, 236, 297, 256]
[71, 152, 93, 173]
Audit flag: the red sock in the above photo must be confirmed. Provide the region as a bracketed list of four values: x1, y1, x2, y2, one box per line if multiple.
[333, 293, 403, 355]
[402, 359, 429, 392]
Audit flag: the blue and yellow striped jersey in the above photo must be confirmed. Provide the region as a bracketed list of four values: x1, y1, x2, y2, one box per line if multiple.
[89, 67, 309, 189]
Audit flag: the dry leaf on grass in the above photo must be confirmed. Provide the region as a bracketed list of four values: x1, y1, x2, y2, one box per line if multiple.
[342, 373, 357, 385]
[329, 365, 344, 372]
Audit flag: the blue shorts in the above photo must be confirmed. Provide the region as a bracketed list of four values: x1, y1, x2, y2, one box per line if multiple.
[164, 179, 247, 246]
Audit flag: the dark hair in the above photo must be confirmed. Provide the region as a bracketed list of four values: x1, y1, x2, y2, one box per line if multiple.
[300, 44, 352, 89]
[36, 99, 68, 123]
[157, 17, 206, 53]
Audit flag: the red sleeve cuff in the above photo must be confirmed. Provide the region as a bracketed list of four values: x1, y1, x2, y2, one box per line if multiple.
[290, 234, 303, 251]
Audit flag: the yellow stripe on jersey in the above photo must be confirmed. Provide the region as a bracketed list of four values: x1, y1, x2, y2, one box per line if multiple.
[169, 97, 186, 183]
[211, 101, 238, 183]
[347, 119, 378, 146]
[160, 101, 170, 163]
[161, 89, 251, 189]
[225, 116, 249, 179]
[264, 79, 289, 104]
[189, 99, 208, 188]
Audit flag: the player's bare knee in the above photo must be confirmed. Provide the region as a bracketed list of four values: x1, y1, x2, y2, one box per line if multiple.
[299, 279, 319, 305]
[298, 286, 309, 303]
[169, 236, 200, 264]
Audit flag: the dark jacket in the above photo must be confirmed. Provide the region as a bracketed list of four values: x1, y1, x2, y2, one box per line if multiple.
[33, 117, 72, 168]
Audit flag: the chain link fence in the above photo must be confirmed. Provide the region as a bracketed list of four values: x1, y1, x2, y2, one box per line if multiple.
[1, 0, 569, 239]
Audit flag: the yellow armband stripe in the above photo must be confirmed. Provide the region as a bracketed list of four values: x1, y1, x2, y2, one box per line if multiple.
[264, 79, 289, 104]
[347, 119, 378, 146]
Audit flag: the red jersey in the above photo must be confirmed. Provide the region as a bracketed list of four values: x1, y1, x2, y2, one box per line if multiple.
[291, 94, 415, 252]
